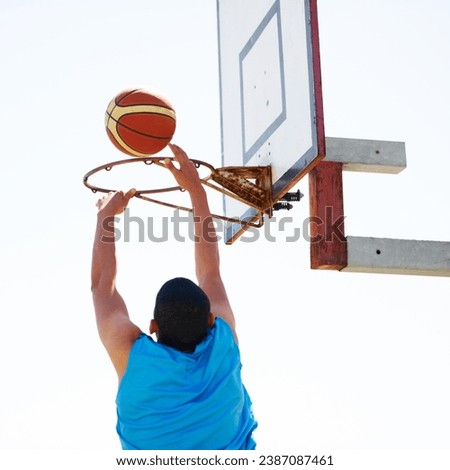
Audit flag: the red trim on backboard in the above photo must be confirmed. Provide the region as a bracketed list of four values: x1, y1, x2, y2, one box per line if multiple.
[310, 0, 326, 160]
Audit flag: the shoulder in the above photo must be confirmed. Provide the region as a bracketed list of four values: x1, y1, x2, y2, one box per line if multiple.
[128, 333, 156, 355]
[209, 317, 240, 352]
[100, 317, 143, 380]
[213, 317, 234, 337]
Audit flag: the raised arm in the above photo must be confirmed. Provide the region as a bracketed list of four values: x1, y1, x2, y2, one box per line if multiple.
[164, 144, 237, 341]
[91, 189, 142, 379]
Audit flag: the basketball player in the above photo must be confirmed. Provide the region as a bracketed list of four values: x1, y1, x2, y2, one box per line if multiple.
[91, 144, 257, 449]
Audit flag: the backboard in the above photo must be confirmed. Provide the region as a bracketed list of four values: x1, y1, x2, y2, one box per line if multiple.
[217, 0, 325, 243]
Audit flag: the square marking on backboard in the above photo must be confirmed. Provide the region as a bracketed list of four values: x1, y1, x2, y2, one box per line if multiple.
[239, 1, 286, 164]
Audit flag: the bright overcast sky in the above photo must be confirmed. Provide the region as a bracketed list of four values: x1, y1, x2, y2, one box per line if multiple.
[1, 1, 449, 469]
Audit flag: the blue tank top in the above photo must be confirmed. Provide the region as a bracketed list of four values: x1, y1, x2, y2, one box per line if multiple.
[116, 318, 257, 450]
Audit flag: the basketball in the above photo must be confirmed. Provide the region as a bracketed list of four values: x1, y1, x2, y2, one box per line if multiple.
[105, 88, 176, 157]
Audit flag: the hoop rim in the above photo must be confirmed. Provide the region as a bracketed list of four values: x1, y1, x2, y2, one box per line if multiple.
[83, 156, 215, 195]
[83, 156, 265, 233]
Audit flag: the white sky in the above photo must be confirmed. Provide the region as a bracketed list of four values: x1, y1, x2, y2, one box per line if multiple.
[1, 1, 449, 469]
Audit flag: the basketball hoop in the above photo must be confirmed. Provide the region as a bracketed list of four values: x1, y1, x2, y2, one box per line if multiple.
[83, 156, 273, 229]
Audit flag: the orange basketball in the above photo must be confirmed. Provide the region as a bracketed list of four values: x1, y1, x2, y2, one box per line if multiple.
[105, 88, 176, 157]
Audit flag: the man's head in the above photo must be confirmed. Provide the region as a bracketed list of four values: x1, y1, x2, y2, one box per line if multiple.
[151, 277, 213, 352]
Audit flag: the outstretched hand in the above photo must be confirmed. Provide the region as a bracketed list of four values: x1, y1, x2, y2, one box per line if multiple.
[164, 144, 203, 193]
[96, 189, 136, 216]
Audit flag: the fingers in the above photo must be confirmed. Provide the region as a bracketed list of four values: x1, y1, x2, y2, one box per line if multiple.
[123, 188, 136, 207]
[169, 143, 189, 164]
[168, 143, 178, 161]
[95, 190, 135, 214]
[163, 157, 177, 173]
[124, 188, 136, 199]
[96, 191, 112, 209]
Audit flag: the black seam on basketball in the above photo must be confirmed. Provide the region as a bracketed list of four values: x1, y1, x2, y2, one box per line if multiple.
[111, 90, 138, 121]
[113, 106, 176, 118]
[115, 89, 139, 105]
[108, 115, 175, 140]
[114, 90, 174, 113]
[106, 110, 175, 123]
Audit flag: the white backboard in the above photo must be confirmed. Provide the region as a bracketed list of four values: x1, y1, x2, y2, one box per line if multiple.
[217, 0, 324, 242]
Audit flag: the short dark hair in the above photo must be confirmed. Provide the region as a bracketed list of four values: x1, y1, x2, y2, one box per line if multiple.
[153, 277, 211, 352]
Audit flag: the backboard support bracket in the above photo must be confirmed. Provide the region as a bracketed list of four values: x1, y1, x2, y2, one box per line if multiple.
[310, 137, 450, 277]
[208, 165, 273, 214]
